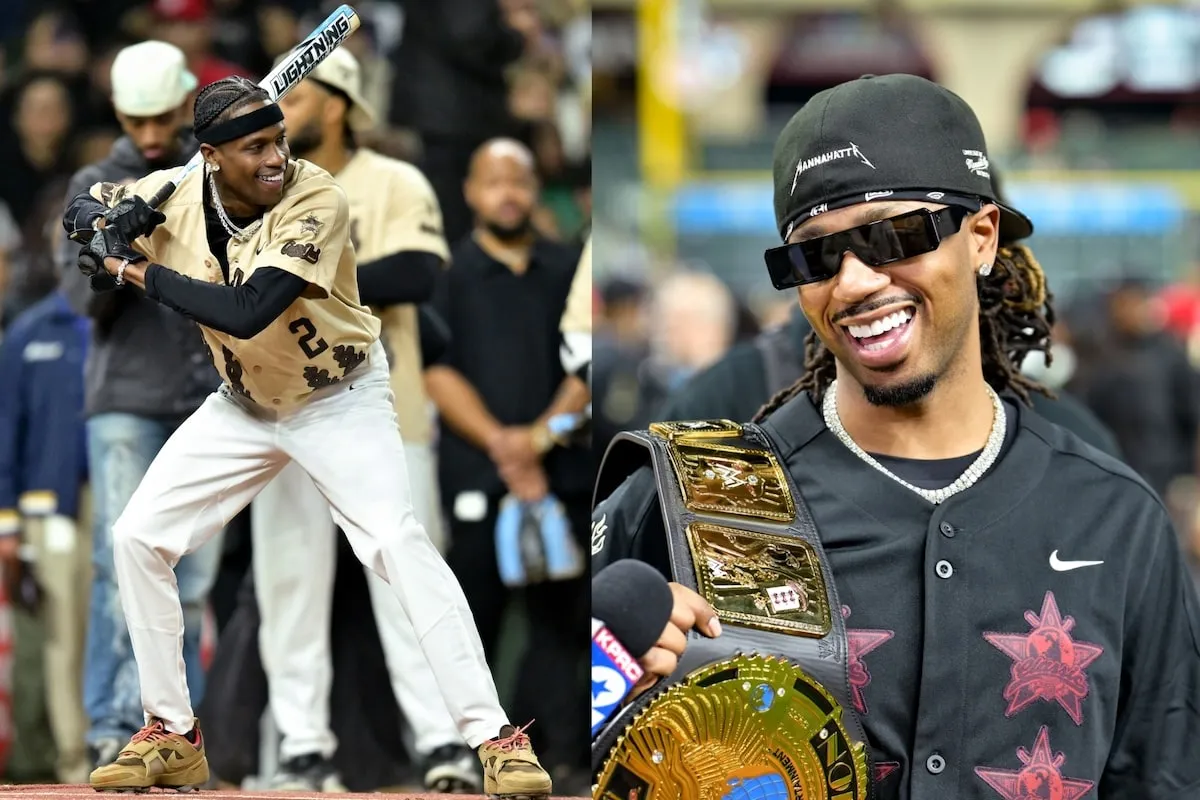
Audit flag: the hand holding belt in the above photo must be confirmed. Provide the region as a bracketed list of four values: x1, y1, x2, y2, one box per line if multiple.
[593, 420, 873, 800]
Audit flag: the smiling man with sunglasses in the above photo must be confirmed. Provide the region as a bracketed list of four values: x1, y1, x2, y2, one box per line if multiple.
[591, 74, 1200, 799]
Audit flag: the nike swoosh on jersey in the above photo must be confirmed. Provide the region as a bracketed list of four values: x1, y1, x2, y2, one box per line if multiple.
[1049, 550, 1104, 571]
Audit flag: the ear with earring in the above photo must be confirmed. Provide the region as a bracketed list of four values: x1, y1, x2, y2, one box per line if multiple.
[978, 262, 992, 277]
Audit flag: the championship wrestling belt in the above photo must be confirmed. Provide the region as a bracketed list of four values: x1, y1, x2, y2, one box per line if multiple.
[592, 420, 873, 800]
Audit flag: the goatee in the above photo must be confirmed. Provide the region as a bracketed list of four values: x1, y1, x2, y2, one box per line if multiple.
[862, 373, 937, 406]
[484, 217, 533, 242]
[286, 122, 323, 159]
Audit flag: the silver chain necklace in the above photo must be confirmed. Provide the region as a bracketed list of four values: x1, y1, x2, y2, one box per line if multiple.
[207, 169, 263, 243]
[821, 378, 1006, 504]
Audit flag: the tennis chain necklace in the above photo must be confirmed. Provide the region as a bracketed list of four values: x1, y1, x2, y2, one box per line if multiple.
[208, 169, 263, 243]
[821, 379, 1006, 505]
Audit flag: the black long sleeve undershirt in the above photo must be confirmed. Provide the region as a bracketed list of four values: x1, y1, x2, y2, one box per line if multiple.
[356, 250, 442, 306]
[144, 264, 309, 339]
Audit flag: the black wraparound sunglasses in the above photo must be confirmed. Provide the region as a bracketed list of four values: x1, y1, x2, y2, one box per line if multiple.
[763, 206, 970, 289]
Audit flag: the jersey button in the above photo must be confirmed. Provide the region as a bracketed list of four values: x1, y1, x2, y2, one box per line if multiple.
[272, 399, 281, 405]
[939, 521, 956, 537]
[253, 366, 262, 374]
[935, 560, 953, 579]
[926, 753, 946, 774]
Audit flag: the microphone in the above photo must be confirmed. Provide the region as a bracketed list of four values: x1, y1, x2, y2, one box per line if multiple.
[591, 559, 674, 738]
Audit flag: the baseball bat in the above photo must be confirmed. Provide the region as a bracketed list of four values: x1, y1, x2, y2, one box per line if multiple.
[145, 3, 361, 210]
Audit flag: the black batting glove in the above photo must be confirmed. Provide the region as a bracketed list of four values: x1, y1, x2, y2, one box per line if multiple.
[103, 196, 166, 240]
[89, 272, 119, 293]
[78, 227, 146, 292]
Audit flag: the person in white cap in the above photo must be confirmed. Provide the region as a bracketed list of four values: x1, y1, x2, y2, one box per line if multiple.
[108, 40, 198, 168]
[249, 47, 479, 792]
[56, 39, 225, 774]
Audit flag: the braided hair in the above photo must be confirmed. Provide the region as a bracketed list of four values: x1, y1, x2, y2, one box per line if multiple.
[752, 243, 1056, 422]
[194, 77, 271, 140]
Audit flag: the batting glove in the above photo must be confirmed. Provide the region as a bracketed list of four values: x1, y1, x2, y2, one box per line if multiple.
[103, 196, 166, 240]
[78, 227, 146, 292]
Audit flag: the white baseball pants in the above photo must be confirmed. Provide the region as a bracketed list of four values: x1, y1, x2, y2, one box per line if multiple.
[251, 442, 462, 760]
[110, 342, 508, 748]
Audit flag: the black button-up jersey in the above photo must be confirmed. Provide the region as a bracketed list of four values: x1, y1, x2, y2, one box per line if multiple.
[591, 392, 1200, 799]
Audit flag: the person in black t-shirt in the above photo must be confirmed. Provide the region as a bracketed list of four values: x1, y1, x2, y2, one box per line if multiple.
[426, 138, 590, 789]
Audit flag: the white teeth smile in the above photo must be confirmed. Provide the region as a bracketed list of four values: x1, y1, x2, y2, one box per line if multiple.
[845, 308, 914, 340]
[258, 174, 283, 184]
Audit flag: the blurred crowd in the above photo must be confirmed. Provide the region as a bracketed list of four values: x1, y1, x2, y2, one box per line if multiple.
[0, 0, 591, 794]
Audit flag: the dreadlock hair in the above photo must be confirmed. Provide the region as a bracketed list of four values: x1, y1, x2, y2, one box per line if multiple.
[194, 76, 271, 140]
[752, 244, 1057, 423]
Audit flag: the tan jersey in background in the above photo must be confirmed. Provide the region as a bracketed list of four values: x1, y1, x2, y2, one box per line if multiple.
[558, 234, 592, 377]
[90, 159, 380, 411]
[337, 148, 449, 446]
[560, 234, 591, 335]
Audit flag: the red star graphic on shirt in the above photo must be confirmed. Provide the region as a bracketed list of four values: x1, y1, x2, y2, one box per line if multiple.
[983, 591, 1103, 725]
[842, 605, 894, 715]
[873, 762, 900, 783]
[975, 726, 1095, 799]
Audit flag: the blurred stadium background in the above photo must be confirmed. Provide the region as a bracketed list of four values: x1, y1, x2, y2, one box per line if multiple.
[593, 0, 1200, 301]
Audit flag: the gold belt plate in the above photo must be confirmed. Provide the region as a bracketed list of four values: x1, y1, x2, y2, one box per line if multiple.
[687, 523, 832, 638]
[663, 438, 795, 522]
[595, 653, 869, 800]
[648, 420, 743, 440]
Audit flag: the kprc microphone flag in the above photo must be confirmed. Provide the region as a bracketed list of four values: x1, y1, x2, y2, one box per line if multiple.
[591, 617, 644, 737]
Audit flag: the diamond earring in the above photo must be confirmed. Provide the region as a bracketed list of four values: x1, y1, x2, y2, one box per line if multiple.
[978, 262, 992, 276]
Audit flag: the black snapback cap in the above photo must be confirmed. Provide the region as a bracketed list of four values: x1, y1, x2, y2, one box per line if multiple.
[772, 73, 1033, 244]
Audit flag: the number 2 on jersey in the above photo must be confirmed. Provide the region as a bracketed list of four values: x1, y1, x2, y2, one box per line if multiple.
[289, 317, 328, 359]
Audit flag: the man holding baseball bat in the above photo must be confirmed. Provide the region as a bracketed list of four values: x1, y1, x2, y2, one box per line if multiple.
[61, 76, 553, 796]
[56, 40, 224, 777]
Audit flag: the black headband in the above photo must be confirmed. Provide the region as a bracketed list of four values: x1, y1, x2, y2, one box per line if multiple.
[196, 103, 284, 146]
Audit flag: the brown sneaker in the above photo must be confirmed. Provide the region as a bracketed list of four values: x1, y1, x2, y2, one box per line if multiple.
[477, 722, 553, 798]
[90, 717, 209, 792]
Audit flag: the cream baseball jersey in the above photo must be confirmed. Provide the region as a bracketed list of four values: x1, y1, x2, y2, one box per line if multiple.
[338, 148, 449, 445]
[560, 234, 591, 335]
[89, 159, 381, 410]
